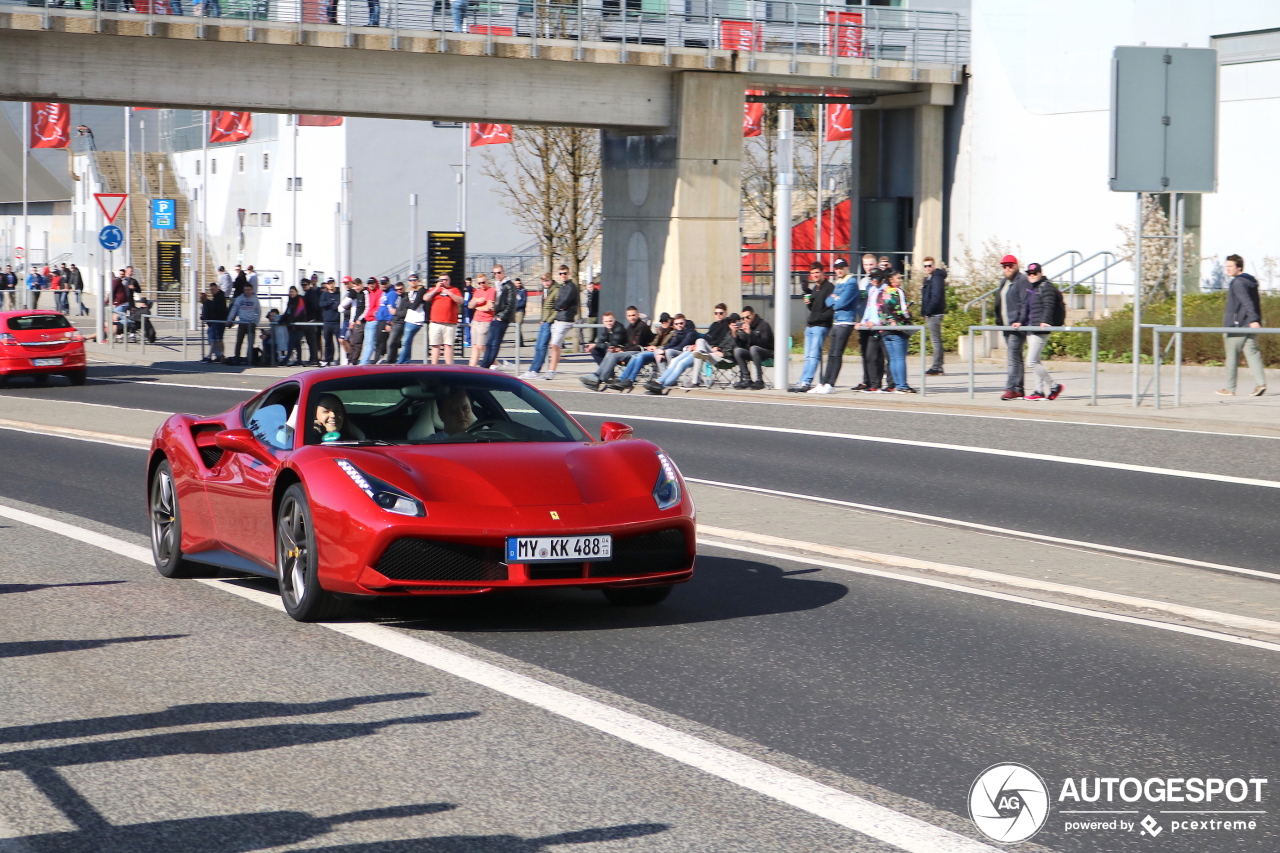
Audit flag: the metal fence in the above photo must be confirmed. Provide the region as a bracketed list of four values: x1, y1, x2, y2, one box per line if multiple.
[966, 325, 1099, 405]
[741, 247, 914, 298]
[7, 0, 967, 75]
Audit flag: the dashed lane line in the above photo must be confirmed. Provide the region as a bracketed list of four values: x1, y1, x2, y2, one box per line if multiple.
[0, 499, 998, 853]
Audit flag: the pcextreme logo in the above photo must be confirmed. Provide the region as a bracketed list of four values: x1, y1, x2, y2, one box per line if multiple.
[969, 763, 1051, 843]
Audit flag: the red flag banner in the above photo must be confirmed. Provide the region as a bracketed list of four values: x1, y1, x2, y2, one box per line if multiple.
[209, 111, 254, 143]
[719, 20, 763, 51]
[826, 11, 864, 58]
[826, 103, 854, 141]
[30, 103, 70, 149]
[470, 123, 512, 147]
[744, 89, 764, 138]
[470, 24, 513, 35]
[298, 115, 344, 127]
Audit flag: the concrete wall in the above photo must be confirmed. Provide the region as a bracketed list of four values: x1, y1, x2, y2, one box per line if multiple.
[951, 0, 1280, 291]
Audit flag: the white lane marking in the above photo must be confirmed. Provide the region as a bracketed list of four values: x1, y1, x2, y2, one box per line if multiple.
[550, 387, 1280, 442]
[689, 478, 1280, 583]
[0, 501, 997, 853]
[698, 525, 1280, 638]
[90, 376, 258, 394]
[0, 394, 171, 416]
[0, 420, 152, 450]
[699, 539, 1280, 655]
[567, 410, 1280, 490]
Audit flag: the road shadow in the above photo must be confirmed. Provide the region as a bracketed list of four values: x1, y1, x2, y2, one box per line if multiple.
[361, 554, 848, 633]
[306, 824, 671, 852]
[0, 692, 431, 745]
[0, 634, 186, 659]
[0, 580, 126, 595]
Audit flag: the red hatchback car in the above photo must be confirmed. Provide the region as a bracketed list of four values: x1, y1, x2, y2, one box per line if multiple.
[147, 366, 696, 621]
[0, 310, 87, 385]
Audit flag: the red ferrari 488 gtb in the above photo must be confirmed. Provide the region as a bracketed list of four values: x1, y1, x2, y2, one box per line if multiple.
[146, 366, 695, 621]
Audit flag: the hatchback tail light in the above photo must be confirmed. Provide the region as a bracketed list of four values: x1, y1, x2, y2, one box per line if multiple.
[0, 334, 16, 345]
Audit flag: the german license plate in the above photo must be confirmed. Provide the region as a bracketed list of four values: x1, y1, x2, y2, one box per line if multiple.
[32, 358, 62, 367]
[507, 535, 612, 563]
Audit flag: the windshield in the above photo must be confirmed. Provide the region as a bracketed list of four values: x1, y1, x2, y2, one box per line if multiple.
[303, 371, 592, 446]
[7, 314, 73, 331]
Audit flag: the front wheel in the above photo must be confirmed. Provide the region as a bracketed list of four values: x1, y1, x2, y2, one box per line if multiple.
[150, 461, 212, 578]
[32, 374, 48, 385]
[602, 585, 673, 607]
[65, 369, 87, 386]
[276, 484, 344, 622]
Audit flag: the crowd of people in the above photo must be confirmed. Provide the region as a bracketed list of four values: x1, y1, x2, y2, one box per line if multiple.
[0, 263, 91, 317]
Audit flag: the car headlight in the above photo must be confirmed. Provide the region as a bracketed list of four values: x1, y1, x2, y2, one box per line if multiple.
[653, 451, 682, 511]
[336, 458, 425, 517]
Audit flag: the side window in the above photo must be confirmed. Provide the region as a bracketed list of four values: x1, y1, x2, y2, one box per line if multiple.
[245, 384, 300, 452]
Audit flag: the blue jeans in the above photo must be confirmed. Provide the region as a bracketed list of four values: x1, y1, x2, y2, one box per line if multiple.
[528, 322, 552, 372]
[620, 351, 657, 382]
[360, 323, 381, 364]
[451, 0, 466, 31]
[481, 319, 509, 368]
[368, 0, 380, 25]
[882, 332, 910, 390]
[799, 325, 829, 385]
[397, 323, 423, 363]
[202, 0, 219, 15]
[659, 351, 698, 386]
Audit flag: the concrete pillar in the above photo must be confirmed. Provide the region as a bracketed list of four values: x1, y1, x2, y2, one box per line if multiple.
[911, 104, 944, 274]
[601, 72, 743, 324]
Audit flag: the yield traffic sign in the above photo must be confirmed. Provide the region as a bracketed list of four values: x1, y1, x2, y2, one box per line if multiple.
[94, 193, 128, 224]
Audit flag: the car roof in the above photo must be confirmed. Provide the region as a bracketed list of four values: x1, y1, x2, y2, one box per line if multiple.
[273, 364, 528, 391]
[0, 310, 65, 319]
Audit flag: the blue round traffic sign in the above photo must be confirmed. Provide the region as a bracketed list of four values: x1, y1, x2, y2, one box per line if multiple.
[99, 225, 124, 251]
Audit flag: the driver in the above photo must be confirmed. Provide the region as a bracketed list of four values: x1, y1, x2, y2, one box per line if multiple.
[311, 394, 350, 443]
[438, 387, 477, 435]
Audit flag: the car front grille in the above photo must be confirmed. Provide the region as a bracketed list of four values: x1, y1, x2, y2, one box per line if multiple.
[375, 538, 509, 582]
[591, 527, 690, 578]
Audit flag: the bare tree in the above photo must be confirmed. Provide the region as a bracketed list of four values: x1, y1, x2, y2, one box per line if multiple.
[480, 126, 601, 278]
[741, 105, 842, 247]
[1116, 193, 1197, 304]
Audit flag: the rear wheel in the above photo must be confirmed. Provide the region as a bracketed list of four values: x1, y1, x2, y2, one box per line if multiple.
[32, 374, 48, 385]
[65, 369, 86, 386]
[277, 484, 344, 622]
[150, 461, 212, 578]
[602, 584, 673, 606]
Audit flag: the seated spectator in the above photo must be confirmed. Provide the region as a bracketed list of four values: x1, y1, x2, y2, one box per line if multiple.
[580, 307, 654, 391]
[645, 306, 737, 394]
[588, 312, 626, 365]
[609, 314, 678, 391]
[732, 305, 775, 390]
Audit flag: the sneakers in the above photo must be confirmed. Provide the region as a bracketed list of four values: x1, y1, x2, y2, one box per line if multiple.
[862, 386, 883, 393]
[518, 371, 540, 380]
[1024, 392, 1046, 401]
[732, 379, 752, 390]
[895, 386, 917, 394]
[787, 383, 811, 393]
[578, 375, 601, 391]
[1048, 383, 1064, 401]
[925, 367, 945, 376]
[808, 384, 834, 394]
[853, 383, 870, 392]
[608, 379, 634, 392]
[1252, 385, 1267, 397]
[542, 371, 556, 381]
[749, 380, 765, 390]
[883, 385, 897, 393]
[1001, 389, 1024, 401]
[643, 379, 665, 394]
[1215, 388, 1235, 396]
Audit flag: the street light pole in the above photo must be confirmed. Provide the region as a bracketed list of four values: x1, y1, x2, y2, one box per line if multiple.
[773, 108, 794, 390]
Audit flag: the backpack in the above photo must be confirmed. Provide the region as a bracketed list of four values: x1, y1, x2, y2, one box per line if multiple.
[1048, 283, 1066, 327]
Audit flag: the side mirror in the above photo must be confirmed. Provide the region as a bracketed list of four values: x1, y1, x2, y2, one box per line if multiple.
[600, 421, 633, 443]
[214, 428, 273, 463]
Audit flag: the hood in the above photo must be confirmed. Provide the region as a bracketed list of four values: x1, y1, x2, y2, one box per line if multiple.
[1234, 273, 1259, 287]
[341, 440, 661, 508]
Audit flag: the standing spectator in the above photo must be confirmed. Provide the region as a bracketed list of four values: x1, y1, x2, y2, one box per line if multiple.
[519, 273, 558, 379]
[226, 283, 262, 364]
[302, 279, 323, 365]
[482, 266, 517, 369]
[1218, 254, 1266, 397]
[426, 274, 463, 364]
[283, 285, 307, 365]
[319, 278, 342, 365]
[200, 282, 228, 363]
[69, 264, 88, 316]
[994, 254, 1031, 400]
[0, 266, 15, 309]
[583, 279, 602, 350]
[232, 264, 248, 297]
[246, 265, 260, 293]
[216, 265, 233, 296]
[812, 258, 860, 394]
[451, 0, 466, 32]
[513, 278, 528, 346]
[877, 270, 916, 394]
[545, 266, 579, 380]
[111, 269, 133, 339]
[579, 307, 652, 390]
[461, 276, 475, 348]
[920, 256, 947, 376]
[368, 277, 397, 364]
[342, 279, 366, 365]
[732, 305, 775, 390]
[358, 276, 385, 365]
[467, 273, 497, 367]
[397, 277, 429, 364]
[386, 280, 410, 364]
[789, 261, 835, 392]
[1020, 263, 1064, 401]
[26, 267, 43, 310]
[853, 254, 883, 391]
[49, 266, 68, 314]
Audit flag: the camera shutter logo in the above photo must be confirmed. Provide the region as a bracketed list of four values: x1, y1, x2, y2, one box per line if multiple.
[969, 763, 1051, 843]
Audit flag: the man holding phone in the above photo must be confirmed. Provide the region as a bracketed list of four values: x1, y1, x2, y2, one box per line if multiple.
[426, 274, 464, 365]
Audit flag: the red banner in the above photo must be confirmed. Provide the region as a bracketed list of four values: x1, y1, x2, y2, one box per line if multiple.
[209, 111, 254, 143]
[470, 24, 514, 35]
[298, 115, 344, 127]
[719, 20, 763, 52]
[470, 123, 512, 147]
[744, 89, 764, 138]
[30, 103, 70, 149]
[826, 11, 864, 58]
[826, 103, 854, 141]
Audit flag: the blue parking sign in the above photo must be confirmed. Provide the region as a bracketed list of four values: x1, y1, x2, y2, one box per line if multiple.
[151, 198, 176, 230]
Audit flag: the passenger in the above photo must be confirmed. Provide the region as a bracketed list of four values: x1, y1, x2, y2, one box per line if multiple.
[311, 394, 350, 443]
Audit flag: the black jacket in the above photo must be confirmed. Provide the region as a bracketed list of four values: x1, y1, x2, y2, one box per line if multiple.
[200, 290, 228, 323]
[1024, 279, 1061, 328]
[232, 271, 249, 296]
[702, 319, 735, 352]
[735, 316, 775, 352]
[666, 324, 699, 351]
[282, 294, 306, 326]
[553, 281, 580, 322]
[805, 279, 835, 327]
[594, 321, 628, 350]
[921, 268, 947, 316]
[1224, 273, 1262, 328]
[622, 319, 654, 351]
[318, 289, 341, 323]
[586, 286, 600, 317]
[995, 272, 1032, 327]
[303, 286, 323, 322]
[492, 278, 517, 322]
[68, 267, 84, 291]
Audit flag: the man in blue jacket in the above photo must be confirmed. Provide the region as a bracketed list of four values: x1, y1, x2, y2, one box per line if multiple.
[812, 258, 861, 394]
[1218, 254, 1266, 397]
[920, 257, 948, 376]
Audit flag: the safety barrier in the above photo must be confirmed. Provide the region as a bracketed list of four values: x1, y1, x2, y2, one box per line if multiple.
[1150, 325, 1280, 409]
[967, 325, 1098, 405]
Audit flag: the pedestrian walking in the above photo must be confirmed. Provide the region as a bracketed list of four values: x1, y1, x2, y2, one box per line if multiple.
[1019, 263, 1065, 401]
[1217, 254, 1266, 397]
[200, 282, 228, 363]
[69, 264, 88, 316]
[812, 258, 860, 394]
[789, 261, 834, 392]
[995, 254, 1032, 400]
[920, 256, 947, 376]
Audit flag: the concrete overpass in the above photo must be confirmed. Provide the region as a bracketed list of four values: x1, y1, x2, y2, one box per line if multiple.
[0, 2, 965, 319]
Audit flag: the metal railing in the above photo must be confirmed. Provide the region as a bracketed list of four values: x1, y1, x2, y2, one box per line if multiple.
[966, 324, 1098, 405]
[10, 0, 967, 75]
[1150, 325, 1280, 409]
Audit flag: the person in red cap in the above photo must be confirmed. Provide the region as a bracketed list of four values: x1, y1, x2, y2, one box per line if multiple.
[994, 254, 1031, 400]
